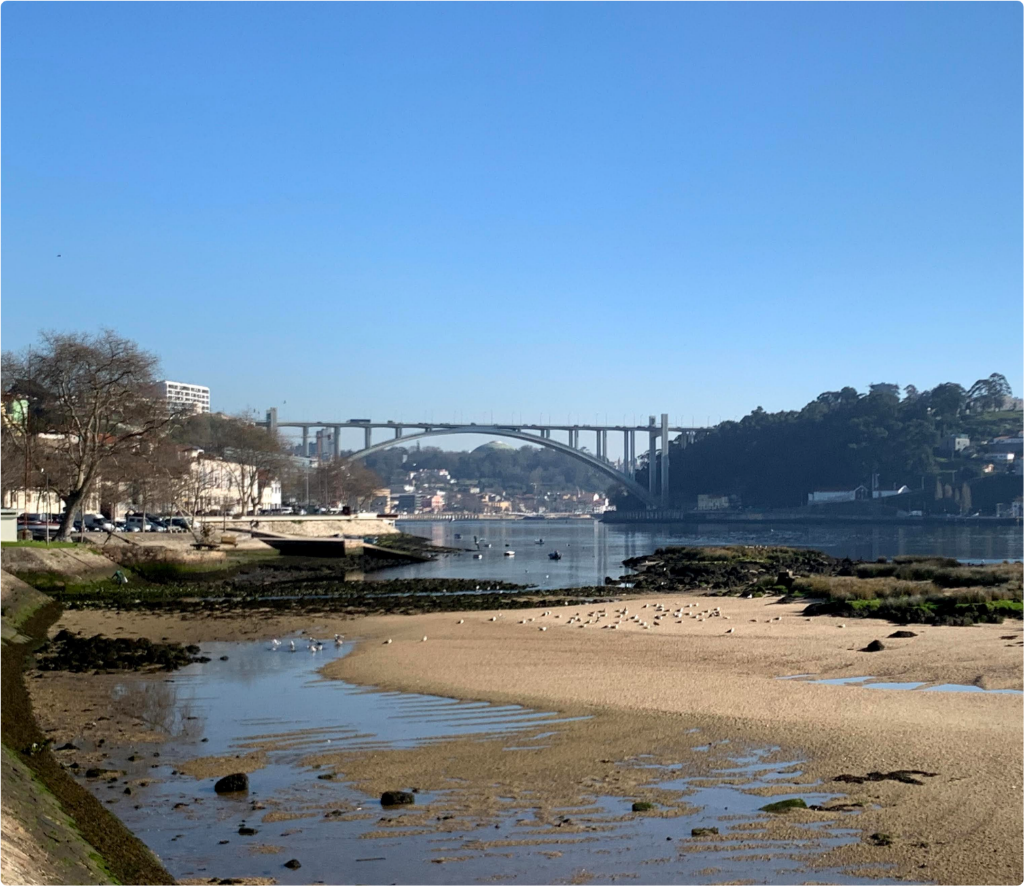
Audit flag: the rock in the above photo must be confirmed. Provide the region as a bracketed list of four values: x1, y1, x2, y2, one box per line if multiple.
[869, 832, 894, 846]
[380, 790, 415, 807]
[691, 827, 719, 836]
[237, 826, 257, 836]
[284, 859, 302, 869]
[631, 801, 655, 812]
[214, 773, 249, 793]
[760, 798, 808, 813]
[84, 768, 122, 779]
[860, 640, 886, 652]
[220, 656, 230, 661]
[55, 743, 78, 751]
[888, 630, 918, 639]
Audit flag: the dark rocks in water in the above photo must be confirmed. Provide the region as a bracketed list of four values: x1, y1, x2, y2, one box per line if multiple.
[185, 645, 201, 655]
[861, 640, 886, 652]
[284, 859, 302, 870]
[220, 656, 230, 661]
[631, 801, 655, 812]
[691, 827, 719, 836]
[37, 633, 201, 674]
[888, 630, 918, 639]
[760, 798, 808, 813]
[237, 826, 257, 836]
[380, 790, 415, 807]
[317, 773, 335, 780]
[54, 743, 78, 751]
[123, 787, 132, 795]
[201, 737, 209, 742]
[84, 767, 122, 779]
[214, 773, 249, 793]
[834, 770, 937, 786]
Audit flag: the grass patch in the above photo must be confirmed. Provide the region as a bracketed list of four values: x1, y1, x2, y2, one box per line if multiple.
[2, 540, 80, 549]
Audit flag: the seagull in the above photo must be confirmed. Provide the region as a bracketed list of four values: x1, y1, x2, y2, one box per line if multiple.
[289, 640, 295, 652]
[384, 638, 393, 645]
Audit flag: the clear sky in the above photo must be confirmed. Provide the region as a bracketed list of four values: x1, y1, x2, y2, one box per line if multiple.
[3, 2, 1021, 456]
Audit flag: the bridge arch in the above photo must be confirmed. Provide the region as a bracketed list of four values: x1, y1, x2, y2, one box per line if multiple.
[345, 425, 657, 507]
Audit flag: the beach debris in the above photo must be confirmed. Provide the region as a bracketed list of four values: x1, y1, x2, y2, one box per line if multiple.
[380, 790, 415, 807]
[214, 773, 249, 794]
[384, 639, 392, 645]
[422, 636, 428, 642]
[725, 628, 734, 634]
[457, 619, 464, 624]
[238, 826, 257, 836]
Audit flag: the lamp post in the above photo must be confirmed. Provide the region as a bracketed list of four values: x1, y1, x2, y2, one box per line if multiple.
[40, 469, 49, 544]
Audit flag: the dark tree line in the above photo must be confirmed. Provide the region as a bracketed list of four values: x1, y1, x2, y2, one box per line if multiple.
[623, 375, 1019, 510]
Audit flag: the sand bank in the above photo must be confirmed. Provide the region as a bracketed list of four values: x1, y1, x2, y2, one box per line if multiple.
[37, 594, 1024, 884]
[320, 595, 1022, 885]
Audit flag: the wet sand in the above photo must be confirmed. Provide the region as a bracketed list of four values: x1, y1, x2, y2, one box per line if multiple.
[321, 596, 1023, 885]
[40, 595, 1024, 884]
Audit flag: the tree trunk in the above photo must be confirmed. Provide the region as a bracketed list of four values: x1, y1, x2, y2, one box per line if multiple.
[57, 489, 87, 540]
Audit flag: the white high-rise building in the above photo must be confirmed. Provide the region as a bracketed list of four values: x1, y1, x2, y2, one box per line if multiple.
[155, 380, 210, 414]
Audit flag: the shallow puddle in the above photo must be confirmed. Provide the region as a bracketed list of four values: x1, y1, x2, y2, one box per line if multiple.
[71, 640, 920, 884]
[781, 674, 1023, 694]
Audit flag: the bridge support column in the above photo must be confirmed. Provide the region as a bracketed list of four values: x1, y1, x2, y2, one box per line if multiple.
[301, 426, 309, 458]
[394, 426, 403, 439]
[364, 426, 372, 450]
[266, 408, 278, 435]
[332, 426, 341, 459]
[661, 414, 670, 505]
[623, 430, 631, 476]
[601, 430, 608, 462]
[595, 430, 603, 460]
[648, 417, 657, 498]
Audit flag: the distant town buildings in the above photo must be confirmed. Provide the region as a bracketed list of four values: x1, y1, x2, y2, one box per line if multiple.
[154, 380, 210, 414]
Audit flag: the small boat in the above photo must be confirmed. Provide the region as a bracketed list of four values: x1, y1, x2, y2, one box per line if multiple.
[548, 551, 562, 560]
[503, 550, 515, 557]
[484, 543, 492, 548]
[454, 533, 462, 539]
[472, 553, 484, 560]
[535, 538, 544, 545]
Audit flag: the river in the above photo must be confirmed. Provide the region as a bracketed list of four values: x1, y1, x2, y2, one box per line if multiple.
[376, 519, 1023, 589]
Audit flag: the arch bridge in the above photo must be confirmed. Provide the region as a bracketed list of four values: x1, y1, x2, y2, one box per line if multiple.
[262, 410, 705, 507]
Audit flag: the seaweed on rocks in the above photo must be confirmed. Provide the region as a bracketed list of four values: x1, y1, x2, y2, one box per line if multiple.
[36, 630, 205, 673]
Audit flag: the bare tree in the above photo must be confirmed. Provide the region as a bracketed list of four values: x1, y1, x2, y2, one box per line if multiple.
[312, 459, 381, 510]
[221, 420, 284, 515]
[2, 330, 182, 539]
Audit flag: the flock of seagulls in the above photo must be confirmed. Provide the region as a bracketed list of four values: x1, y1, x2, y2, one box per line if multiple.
[269, 634, 344, 654]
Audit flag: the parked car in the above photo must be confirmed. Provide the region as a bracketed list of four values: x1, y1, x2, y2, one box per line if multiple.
[167, 517, 193, 532]
[17, 513, 62, 540]
[84, 514, 115, 533]
[125, 515, 167, 532]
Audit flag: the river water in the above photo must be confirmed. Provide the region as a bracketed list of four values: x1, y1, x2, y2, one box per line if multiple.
[378, 519, 1022, 590]
[74, 640, 915, 885]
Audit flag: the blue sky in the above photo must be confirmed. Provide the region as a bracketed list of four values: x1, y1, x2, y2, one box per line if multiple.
[3, 2, 1021, 455]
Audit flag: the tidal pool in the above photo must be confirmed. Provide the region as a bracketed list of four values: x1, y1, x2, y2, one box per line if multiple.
[71, 640, 919, 884]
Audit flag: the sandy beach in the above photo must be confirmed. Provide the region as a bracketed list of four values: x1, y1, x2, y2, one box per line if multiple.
[34, 593, 1024, 884]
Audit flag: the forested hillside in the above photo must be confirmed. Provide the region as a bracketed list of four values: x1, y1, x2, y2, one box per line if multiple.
[627, 374, 1021, 510]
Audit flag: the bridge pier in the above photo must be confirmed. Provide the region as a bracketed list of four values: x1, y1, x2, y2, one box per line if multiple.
[332, 425, 340, 460]
[595, 430, 603, 460]
[394, 426, 403, 439]
[266, 408, 278, 435]
[364, 426, 372, 450]
[648, 417, 657, 499]
[660, 413, 670, 504]
[301, 426, 309, 459]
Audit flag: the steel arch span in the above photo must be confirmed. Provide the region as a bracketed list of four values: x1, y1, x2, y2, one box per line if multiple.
[345, 425, 658, 507]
